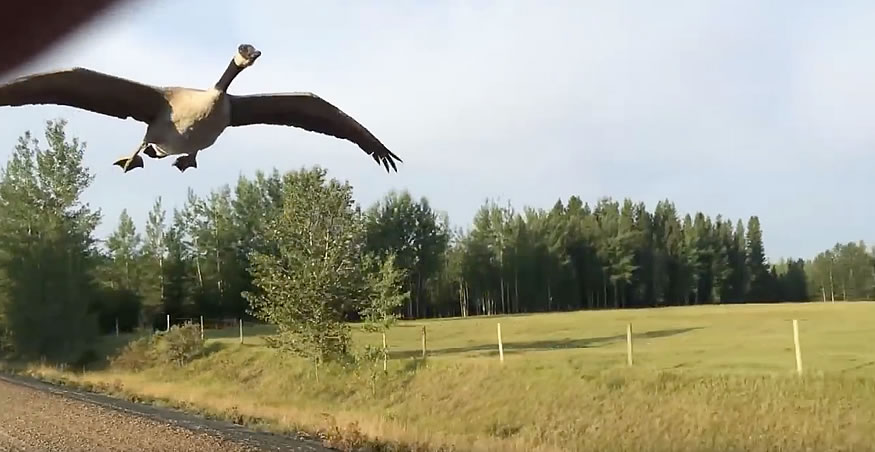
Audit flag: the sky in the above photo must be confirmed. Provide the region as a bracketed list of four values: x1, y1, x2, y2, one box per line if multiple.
[1, 0, 874, 261]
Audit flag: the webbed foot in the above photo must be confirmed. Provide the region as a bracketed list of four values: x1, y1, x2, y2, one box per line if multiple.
[172, 154, 198, 172]
[113, 154, 144, 172]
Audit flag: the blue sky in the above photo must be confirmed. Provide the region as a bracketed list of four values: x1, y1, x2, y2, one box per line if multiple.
[1, 0, 873, 261]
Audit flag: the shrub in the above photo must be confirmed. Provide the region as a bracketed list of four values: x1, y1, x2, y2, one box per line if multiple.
[153, 323, 205, 366]
[109, 335, 154, 371]
[110, 323, 205, 370]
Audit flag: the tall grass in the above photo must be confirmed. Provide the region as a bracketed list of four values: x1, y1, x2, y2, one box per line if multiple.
[18, 302, 875, 451]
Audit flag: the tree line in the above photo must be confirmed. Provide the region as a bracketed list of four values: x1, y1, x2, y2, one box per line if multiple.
[1, 121, 872, 361]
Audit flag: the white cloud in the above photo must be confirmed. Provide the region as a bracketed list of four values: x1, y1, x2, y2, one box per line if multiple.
[2, 0, 875, 259]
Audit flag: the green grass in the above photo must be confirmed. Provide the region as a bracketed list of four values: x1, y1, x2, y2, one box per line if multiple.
[16, 302, 875, 451]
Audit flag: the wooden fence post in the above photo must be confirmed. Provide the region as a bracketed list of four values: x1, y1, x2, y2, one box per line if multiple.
[497, 322, 504, 363]
[421, 326, 427, 359]
[239, 318, 244, 344]
[793, 319, 803, 375]
[200, 315, 204, 341]
[626, 323, 633, 366]
[115, 317, 119, 337]
[166, 314, 170, 332]
[382, 332, 388, 372]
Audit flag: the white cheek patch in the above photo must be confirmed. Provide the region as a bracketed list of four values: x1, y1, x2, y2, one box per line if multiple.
[233, 52, 249, 66]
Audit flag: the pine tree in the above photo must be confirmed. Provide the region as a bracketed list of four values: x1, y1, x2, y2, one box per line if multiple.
[745, 216, 771, 301]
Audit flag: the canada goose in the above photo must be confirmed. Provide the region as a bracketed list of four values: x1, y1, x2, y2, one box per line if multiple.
[0, 43, 401, 173]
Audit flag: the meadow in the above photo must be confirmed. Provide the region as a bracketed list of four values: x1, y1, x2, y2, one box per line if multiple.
[19, 302, 875, 451]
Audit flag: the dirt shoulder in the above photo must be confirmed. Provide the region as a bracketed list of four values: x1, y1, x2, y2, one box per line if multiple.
[0, 373, 332, 452]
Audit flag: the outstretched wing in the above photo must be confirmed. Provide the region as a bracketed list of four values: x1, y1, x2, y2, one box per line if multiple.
[227, 92, 401, 172]
[0, 67, 169, 123]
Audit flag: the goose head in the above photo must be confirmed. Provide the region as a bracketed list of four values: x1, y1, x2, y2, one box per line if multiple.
[216, 43, 261, 91]
[234, 44, 262, 68]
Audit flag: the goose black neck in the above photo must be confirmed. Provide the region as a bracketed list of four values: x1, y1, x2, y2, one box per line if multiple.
[214, 59, 243, 91]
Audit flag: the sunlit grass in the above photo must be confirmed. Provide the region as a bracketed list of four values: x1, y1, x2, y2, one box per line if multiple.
[18, 302, 875, 451]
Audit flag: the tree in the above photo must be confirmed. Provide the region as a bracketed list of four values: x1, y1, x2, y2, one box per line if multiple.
[745, 216, 773, 301]
[0, 119, 101, 362]
[243, 167, 366, 364]
[161, 210, 194, 319]
[360, 253, 408, 333]
[363, 190, 449, 318]
[105, 209, 141, 290]
[141, 197, 167, 310]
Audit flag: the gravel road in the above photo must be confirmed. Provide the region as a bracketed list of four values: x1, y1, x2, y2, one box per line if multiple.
[0, 373, 332, 452]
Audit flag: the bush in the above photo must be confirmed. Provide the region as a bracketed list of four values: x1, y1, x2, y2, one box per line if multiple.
[110, 323, 205, 370]
[153, 323, 205, 366]
[109, 335, 154, 371]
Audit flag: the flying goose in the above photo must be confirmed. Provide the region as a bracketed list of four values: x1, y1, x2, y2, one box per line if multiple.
[0, 43, 401, 173]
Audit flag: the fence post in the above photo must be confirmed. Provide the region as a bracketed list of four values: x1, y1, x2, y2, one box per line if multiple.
[497, 322, 504, 363]
[239, 318, 244, 344]
[200, 315, 204, 341]
[115, 317, 119, 337]
[421, 325, 427, 359]
[382, 332, 388, 372]
[793, 319, 803, 375]
[166, 314, 170, 332]
[626, 323, 633, 366]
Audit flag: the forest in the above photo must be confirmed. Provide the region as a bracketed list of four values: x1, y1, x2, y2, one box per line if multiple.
[0, 121, 872, 361]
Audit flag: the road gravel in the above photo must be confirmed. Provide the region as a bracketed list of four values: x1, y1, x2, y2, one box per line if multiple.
[0, 373, 331, 452]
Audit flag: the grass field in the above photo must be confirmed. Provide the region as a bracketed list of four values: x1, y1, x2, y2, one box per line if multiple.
[16, 302, 875, 451]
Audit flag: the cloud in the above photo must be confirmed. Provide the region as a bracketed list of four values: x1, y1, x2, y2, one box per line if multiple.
[2, 0, 875, 259]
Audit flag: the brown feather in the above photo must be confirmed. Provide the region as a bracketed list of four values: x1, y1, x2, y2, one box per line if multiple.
[0, 67, 169, 123]
[227, 92, 401, 171]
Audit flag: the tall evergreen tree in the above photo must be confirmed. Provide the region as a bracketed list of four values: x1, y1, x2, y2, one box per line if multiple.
[745, 216, 772, 301]
[0, 120, 101, 361]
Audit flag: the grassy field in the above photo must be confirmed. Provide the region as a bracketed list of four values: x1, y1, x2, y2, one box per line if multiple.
[15, 302, 875, 451]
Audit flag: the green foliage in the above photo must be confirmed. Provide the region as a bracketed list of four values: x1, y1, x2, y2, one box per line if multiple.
[111, 323, 204, 370]
[105, 209, 142, 290]
[90, 286, 142, 334]
[363, 190, 450, 318]
[140, 197, 167, 310]
[243, 167, 365, 363]
[745, 216, 772, 301]
[360, 253, 408, 333]
[806, 241, 875, 301]
[0, 119, 100, 363]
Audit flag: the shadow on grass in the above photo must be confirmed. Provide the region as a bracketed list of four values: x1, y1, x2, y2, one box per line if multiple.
[390, 326, 704, 359]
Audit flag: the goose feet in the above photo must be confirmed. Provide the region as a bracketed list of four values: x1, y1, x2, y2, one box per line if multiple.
[172, 154, 198, 172]
[113, 154, 144, 172]
[142, 144, 168, 159]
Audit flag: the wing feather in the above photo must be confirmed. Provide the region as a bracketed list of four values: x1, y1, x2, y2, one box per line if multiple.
[228, 92, 401, 172]
[0, 67, 169, 123]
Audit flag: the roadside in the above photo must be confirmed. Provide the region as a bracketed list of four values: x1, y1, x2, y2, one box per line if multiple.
[0, 372, 333, 452]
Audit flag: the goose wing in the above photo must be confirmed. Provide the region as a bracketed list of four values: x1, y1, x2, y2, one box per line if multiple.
[228, 92, 401, 172]
[0, 67, 169, 123]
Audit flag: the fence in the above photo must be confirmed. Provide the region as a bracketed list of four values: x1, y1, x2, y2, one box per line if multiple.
[118, 314, 261, 345]
[377, 318, 811, 376]
[121, 315, 811, 376]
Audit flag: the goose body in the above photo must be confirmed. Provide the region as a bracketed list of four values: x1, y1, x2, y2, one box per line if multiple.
[0, 44, 401, 173]
[142, 87, 231, 160]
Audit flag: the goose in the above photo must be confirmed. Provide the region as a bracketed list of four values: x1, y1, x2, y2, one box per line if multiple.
[0, 43, 401, 173]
